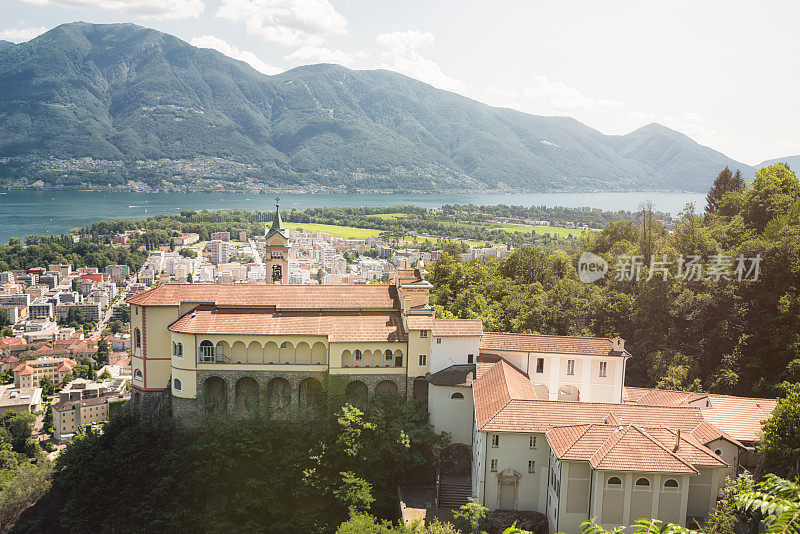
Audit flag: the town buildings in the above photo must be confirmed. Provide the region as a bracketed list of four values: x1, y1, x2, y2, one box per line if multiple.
[13, 356, 77, 387]
[0, 386, 42, 413]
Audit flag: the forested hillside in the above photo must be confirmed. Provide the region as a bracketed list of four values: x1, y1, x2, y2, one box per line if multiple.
[429, 163, 800, 397]
[0, 22, 750, 193]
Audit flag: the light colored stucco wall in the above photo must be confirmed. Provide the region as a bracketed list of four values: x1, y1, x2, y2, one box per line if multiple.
[407, 329, 431, 378]
[428, 384, 473, 444]
[480, 432, 549, 512]
[429, 335, 480, 373]
[707, 438, 739, 482]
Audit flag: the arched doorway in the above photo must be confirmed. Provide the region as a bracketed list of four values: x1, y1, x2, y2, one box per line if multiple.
[345, 381, 368, 409]
[375, 380, 399, 397]
[557, 385, 580, 401]
[413, 377, 428, 400]
[267, 377, 291, 417]
[299, 377, 323, 420]
[235, 377, 260, 418]
[204, 377, 227, 418]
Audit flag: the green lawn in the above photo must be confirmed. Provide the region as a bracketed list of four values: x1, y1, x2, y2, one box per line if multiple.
[498, 223, 597, 237]
[283, 222, 383, 239]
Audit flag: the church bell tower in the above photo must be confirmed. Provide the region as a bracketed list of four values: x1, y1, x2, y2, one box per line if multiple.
[264, 198, 289, 284]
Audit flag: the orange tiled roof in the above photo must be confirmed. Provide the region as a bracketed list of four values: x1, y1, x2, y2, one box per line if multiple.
[432, 319, 483, 337]
[127, 283, 399, 310]
[406, 316, 435, 331]
[481, 332, 629, 356]
[700, 394, 777, 443]
[474, 359, 712, 434]
[396, 269, 424, 284]
[623, 387, 776, 443]
[548, 424, 699, 474]
[169, 306, 407, 343]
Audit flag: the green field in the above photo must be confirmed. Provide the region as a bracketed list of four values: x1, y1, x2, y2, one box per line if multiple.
[283, 222, 383, 239]
[498, 223, 597, 237]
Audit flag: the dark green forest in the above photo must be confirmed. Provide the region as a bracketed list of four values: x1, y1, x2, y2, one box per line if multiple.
[11, 393, 445, 534]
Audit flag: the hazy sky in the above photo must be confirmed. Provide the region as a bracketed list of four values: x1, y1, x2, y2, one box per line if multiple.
[2, 0, 798, 164]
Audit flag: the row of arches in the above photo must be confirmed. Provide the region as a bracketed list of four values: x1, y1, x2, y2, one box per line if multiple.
[529, 383, 581, 401]
[607, 476, 679, 490]
[201, 376, 403, 419]
[197, 340, 327, 365]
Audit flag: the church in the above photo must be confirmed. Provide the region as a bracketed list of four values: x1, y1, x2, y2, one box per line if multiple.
[126, 203, 776, 533]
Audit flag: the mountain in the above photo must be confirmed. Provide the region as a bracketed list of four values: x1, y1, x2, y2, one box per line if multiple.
[756, 155, 800, 172]
[0, 22, 757, 192]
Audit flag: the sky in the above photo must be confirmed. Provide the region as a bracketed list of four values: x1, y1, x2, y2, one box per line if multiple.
[1, 0, 798, 165]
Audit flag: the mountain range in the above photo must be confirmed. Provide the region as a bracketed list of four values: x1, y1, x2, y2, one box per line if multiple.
[0, 22, 794, 193]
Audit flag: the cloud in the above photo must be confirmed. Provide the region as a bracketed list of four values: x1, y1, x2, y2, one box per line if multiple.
[375, 30, 464, 92]
[190, 35, 282, 75]
[18, 0, 204, 19]
[216, 0, 347, 47]
[626, 110, 726, 148]
[521, 75, 625, 114]
[285, 45, 365, 67]
[0, 26, 48, 42]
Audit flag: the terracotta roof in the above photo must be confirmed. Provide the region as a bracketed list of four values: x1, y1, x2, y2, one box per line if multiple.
[622, 387, 710, 407]
[700, 395, 777, 443]
[428, 364, 475, 387]
[432, 319, 483, 337]
[623, 387, 776, 443]
[396, 269, 424, 284]
[474, 359, 711, 434]
[547, 425, 696, 474]
[127, 283, 399, 310]
[169, 306, 406, 343]
[406, 315, 435, 331]
[481, 332, 629, 356]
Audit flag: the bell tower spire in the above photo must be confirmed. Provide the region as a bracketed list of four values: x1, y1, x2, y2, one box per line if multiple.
[263, 197, 289, 284]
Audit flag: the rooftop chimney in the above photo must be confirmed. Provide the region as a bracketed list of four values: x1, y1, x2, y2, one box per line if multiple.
[612, 336, 625, 353]
[673, 429, 681, 452]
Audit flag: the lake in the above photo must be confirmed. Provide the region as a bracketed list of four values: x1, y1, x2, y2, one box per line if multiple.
[0, 190, 706, 244]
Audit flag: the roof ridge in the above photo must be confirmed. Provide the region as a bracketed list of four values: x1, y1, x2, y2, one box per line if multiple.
[560, 424, 595, 456]
[484, 331, 614, 341]
[589, 425, 627, 468]
[634, 426, 698, 474]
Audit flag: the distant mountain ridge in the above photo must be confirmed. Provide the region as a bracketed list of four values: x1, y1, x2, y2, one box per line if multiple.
[0, 22, 775, 192]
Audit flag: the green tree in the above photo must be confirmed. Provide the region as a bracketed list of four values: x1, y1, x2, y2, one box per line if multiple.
[733, 474, 800, 534]
[0, 309, 10, 328]
[706, 167, 745, 213]
[98, 369, 112, 381]
[742, 164, 800, 232]
[758, 382, 800, 477]
[452, 497, 488, 533]
[179, 247, 197, 258]
[95, 338, 110, 367]
[109, 320, 124, 334]
[39, 376, 55, 397]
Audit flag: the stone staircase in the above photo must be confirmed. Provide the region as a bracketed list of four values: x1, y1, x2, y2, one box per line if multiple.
[438, 478, 472, 508]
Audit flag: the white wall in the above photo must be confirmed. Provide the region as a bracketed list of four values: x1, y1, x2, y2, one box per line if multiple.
[429, 384, 474, 444]
[430, 335, 480, 373]
[480, 349, 626, 403]
[479, 432, 549, 512]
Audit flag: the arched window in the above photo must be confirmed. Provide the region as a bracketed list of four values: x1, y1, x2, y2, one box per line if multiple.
[134, 328, 141, 349]
[635, 477, 651, 488]
[173, 378, 182, 391]
[354, 349, 363, 361]
[451, 392, 464, 399]
[172, 341, 183, 358]
[714, 449, 723, 456]
[280, 341, 289, 349]
[607, 476, 622, 487]
[199, 340, 215, 363]
[385, 349, 393, 361]
[134, 369, 143, 381]
[664, 479, 679, 489]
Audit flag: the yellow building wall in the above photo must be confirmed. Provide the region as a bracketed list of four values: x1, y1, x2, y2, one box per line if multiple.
[406, 330, 431, 378]
[481, 432, 549, 512]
